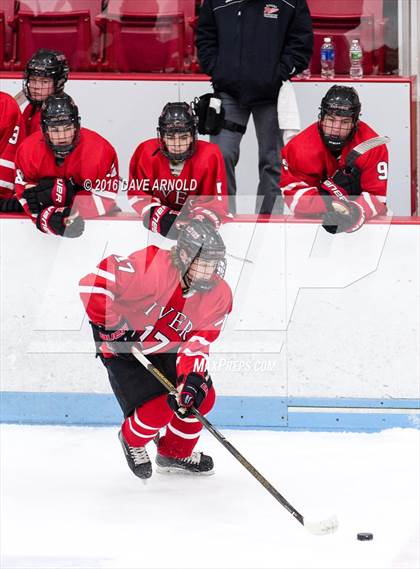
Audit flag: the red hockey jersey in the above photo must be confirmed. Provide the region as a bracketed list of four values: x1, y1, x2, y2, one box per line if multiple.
[128, 139, 229, 222]
[281, 121, 388, 220]
[79, 246, 232, 379]
[21, 102, 41, 138]
[15, 127, 118, 221]
[0, 92, 24, 199]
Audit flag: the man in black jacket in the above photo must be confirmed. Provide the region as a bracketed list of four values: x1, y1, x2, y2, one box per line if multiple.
[196, 0, 313, 214]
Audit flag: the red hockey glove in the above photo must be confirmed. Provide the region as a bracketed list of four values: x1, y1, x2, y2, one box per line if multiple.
[36, 206, 85, 238]
[91, 320, 141, 359]
[189, 206, 221, 230]
[143, 204, 179, 238]
[23, 177, 76, 214]
[167, 373, 213, 417]
[322, 200, 366, 234]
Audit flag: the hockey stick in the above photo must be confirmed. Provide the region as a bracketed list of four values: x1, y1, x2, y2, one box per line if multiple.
[131, 343, 338, 536]
[345, 135, 390, 171]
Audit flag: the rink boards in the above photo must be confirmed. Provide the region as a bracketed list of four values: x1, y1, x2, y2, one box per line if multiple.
[0, 216, 419, 430]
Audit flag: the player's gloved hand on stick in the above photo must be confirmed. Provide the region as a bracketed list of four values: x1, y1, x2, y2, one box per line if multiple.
[322, 200, 366, 234]
[144, 204, 179, 238]
[331, 166, 362, 197]
[23, 177, 76, 214]
[188, 206, 221, 230]
[91, 320, 141, 359]
[36, 206, 85, 238]
[167, 372, 213, 417]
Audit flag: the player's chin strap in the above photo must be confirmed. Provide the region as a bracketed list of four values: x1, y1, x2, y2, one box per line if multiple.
[131, 343, 338, 536]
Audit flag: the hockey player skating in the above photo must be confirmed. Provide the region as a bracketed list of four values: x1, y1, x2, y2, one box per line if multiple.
[128, 102, 229, 239]
[79, 220, 232, 478]
[281, 85, 389, 233]
[15, 93, 118, 237]
[17, 49, 69, 137]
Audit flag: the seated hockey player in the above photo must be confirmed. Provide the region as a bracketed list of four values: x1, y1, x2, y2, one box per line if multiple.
[17, 49, 70, 138]
[280, 85, 389, 234]
[0, 91, 24, 213]
[128, 102, 229, 239]
[15, 93, 119, 238]
[79, 220, 232, 479]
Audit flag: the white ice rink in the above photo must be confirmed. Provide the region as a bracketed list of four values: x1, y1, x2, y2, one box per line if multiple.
[1, 425, 419, 569]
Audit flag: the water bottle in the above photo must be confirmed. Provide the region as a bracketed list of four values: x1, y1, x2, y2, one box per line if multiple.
[320, 37, 335, 79]
[349, 39, 363, 79]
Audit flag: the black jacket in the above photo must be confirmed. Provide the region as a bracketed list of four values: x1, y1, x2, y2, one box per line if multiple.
[196, 0, 313, 107]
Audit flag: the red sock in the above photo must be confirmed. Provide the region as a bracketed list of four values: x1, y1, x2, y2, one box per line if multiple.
[121, 394, 173, 447]
[158, 386, 216, 458]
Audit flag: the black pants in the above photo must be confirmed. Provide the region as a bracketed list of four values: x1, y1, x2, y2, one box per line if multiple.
[99, 351, 177, 418]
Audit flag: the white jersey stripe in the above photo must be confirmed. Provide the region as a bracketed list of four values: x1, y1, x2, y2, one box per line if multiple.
[0, 180, 14, 190]
[92, 194, 106, 216]
[96, 268, 116, 283]
[79, 285, 115, 300]
[0, 159, 15, 169]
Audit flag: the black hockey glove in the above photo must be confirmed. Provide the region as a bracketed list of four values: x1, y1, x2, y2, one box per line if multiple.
[0, 197, 24, 212]
[322, 200, 366, 234]
[23, 177, 77, 214]
[91, 320, 141, 360]
[143, 204, 179, 239]
[36, 206, 85, 238]
[168, 372, 213, 418]
[331, 166, 362, 197]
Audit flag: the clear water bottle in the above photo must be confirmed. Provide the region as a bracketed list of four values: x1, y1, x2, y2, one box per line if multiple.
[320, 37, 335, 79]
[349, 39, 363, 79]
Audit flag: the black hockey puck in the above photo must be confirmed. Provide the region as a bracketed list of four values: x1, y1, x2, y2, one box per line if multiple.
[357, 533, 373, 541]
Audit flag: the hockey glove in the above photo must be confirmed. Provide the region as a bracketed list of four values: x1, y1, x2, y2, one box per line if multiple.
[23, 177, 77, 214]
[322, 200, 366, 234]
[0, 197, 24, 213]
[167, 372, 213, 418]
[189, 206, 221, 230]
[91, 320, 141, 359]
[331, 166, 362, 197]
[36, 206, 85, 238]
[143, 204, 179, 239]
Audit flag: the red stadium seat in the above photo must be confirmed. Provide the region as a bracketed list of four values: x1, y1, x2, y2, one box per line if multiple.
[8, 1, 104, 70]
[96, 4, 186, 73]
[309, 14, 375, 75]
[0, 12, 5, 69]
[0, 0, 15, 63]
[307, 0, 365, 17]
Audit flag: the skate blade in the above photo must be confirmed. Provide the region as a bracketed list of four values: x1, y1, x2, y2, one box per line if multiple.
[156, 465, 214, 476]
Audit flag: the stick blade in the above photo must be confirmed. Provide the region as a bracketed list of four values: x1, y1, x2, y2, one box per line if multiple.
[304, 515, 339, 536]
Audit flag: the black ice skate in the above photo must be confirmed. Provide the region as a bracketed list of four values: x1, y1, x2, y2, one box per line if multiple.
[118, 430, 152, 479]
[155, 451, 214, 475]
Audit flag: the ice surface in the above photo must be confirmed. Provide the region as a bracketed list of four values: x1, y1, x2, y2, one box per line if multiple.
[1, 425, 419, 569]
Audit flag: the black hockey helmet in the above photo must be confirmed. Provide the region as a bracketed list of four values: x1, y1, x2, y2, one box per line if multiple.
[24, 49, 69, 106]
[174, 220, 226, 292]
[41, 93, 80, 159]
[318, 85, 361, 151]
[157, 102, 197, 161]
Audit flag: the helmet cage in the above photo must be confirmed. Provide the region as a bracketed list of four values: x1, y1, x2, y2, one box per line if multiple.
[24, 50, 69, 106]
[41, 95, 80, 159]
[175, 221, 226, 292]
[158, 102, 197, 161]
[318, 86, 361, 151]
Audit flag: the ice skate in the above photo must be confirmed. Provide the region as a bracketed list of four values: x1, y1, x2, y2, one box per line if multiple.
[156, 451, 214, 475]
[118, 430, 152, 479]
